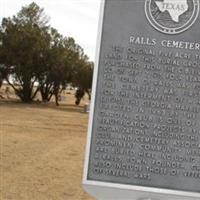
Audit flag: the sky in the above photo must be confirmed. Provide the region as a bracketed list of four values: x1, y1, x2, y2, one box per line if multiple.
[0, 0, 101, 61]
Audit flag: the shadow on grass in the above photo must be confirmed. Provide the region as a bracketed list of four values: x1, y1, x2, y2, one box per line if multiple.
[48, 104, 86, 114]
[0, 99, 87, 114]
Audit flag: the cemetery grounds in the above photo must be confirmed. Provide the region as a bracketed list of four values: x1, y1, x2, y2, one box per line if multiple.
[0, 85, 94, 200]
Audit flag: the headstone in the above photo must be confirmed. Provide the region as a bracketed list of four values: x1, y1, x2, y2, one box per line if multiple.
[83, 0, 200, 199]
[61, 95, 66, 101]
[84, 103, 90, 113]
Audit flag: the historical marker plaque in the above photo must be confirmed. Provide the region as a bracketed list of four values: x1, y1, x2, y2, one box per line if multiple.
[83, 0, 200, 199]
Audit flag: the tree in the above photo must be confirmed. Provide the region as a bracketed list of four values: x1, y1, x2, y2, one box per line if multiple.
[73, 58, 94, 105]
[0, 2, 50, 102]
[38, 32, 80, 105]
[0, 2, 94, 105]
[37, 28, 65, 103]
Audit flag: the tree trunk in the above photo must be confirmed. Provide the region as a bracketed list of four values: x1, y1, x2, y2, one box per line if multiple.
[39, 83, 54, 102]
[53, 83, 60, 106]
[19, 84, 33, 102]
[14, 78, 38, 102]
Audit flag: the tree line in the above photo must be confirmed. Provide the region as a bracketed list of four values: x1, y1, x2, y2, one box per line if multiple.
[0, 2, 93, 105]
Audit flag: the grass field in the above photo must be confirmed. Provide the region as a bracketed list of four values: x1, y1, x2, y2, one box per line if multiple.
[0, 90, 94, 200]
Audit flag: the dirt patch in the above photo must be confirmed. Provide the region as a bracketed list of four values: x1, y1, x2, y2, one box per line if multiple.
[1, 92, 94, 200]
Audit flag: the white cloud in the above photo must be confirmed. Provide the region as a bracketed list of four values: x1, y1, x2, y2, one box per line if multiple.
[0, 0, 101, 60]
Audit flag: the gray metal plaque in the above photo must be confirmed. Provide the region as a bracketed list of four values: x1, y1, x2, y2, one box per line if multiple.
[87, 0, 200, 194]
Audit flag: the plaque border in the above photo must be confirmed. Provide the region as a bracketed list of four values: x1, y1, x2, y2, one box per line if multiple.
[82, 0, 200, 198]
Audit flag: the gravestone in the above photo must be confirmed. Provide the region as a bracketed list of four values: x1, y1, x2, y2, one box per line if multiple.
[83, 0, 200, 199]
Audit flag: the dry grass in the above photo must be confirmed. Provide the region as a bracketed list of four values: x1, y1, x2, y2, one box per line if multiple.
[0, 90, 94, 200]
